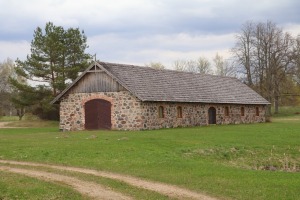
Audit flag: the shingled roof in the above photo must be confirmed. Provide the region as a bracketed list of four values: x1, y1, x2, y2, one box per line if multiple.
[52, 61, 269, 105]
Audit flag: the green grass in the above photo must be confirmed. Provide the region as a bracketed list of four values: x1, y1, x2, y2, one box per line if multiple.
[0, 110, 300, 199]
[0, 171, 85, 200]
[272, 106, 300, 118]
[0, 116, 19, 122]
[0, 114, 58, 127]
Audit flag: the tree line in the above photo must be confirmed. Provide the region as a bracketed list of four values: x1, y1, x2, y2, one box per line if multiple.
[0, 20, 299, 119]
[148, 21, 300, 115]
[147, 53, 236, 77]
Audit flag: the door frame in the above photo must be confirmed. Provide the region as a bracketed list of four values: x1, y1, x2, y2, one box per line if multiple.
[84, 99, 112, 130]
[208, 107, 216, 124]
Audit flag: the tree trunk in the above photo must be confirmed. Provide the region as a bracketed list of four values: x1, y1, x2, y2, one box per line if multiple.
[274, 95, 279, 114]
[17, 108, 25, 121]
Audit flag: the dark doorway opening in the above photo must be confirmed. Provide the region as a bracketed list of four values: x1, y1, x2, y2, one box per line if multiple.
[208, 107, 216, 124]
[85, 99, 111, 130]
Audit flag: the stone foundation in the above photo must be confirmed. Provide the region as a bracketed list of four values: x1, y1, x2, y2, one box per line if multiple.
[59, 91, 266, 131]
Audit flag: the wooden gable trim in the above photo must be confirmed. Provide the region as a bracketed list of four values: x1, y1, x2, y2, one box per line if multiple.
[51, 61, 143, 104]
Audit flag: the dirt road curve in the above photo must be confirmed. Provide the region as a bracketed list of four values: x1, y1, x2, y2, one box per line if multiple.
[0, 160, 218, 200]
[0, 166, 131, 200]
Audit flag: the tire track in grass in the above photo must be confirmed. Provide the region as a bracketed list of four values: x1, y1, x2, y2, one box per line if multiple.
[0, 160, 218, 200]
[0, 166, 132, 200]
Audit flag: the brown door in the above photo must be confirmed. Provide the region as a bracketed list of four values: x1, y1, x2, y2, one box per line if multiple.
[208, 107, 216, 124]
[85, 99, 111, 130]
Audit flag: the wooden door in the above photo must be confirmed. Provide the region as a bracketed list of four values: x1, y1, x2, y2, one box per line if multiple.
[85, 99, 111, 130]
[208, 107, 216, 124]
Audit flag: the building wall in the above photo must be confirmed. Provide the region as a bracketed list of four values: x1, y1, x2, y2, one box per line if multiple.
[140, 102, 266, 130]
[59, 91, 266, 131]
[59, 91, 143, 131]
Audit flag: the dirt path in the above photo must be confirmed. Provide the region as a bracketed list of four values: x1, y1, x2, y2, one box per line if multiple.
[0, 160, 218, 200]
[0, 122, 23, 128]
[0, 165, 132, 200]
[0, 122, 10, 128]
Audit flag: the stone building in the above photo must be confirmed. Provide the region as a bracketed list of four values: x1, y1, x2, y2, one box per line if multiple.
[51, 61, 269, 131]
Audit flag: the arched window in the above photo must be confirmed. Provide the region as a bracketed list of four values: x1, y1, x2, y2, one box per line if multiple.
[256, 107, 259, 116]
[158, 106, 164, 118]
[225, 106, 229, 116]
[177, 106, 182, 118]
[208, 107, 217, 124]
[241, 107, 245, 116]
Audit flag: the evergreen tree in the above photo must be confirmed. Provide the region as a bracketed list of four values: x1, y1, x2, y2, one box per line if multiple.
[11, 22, 91, 119]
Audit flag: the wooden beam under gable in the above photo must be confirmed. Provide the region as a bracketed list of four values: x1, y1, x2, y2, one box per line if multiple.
[87, 65, 104, 73]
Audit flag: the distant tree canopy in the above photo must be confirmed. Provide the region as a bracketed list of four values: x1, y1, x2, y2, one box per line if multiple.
[10, 22, 91, 120]
[173, 57, 214, 75]
[0, 58, 16, 116]
[145, 62, 166, 70]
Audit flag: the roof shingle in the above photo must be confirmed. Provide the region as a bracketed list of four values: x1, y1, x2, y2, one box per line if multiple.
[52, 61, 269, 105]
[100, 62, 269, 104]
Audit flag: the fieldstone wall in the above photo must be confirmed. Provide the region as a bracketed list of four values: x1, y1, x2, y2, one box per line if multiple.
[139, 102, 266, 130]
[59, 91, 266, 131]
[59, 91, 143, 131]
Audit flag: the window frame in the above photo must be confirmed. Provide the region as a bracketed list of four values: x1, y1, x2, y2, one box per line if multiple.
[225, 106, 229, 117]
[177, 106, 183, 118]
[255, 107, 259, 116]
[241, 106, 245, 116]
[158, 106, 164, 118]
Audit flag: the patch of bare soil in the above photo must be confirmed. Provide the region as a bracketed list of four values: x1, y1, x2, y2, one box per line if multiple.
[0, 165, 132, 200]
[0, 122, 24, 128]
[0, 160, 218, 200]
[0, 122, 10, 128]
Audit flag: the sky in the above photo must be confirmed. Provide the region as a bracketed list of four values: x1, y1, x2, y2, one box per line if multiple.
[0, 0, 300, 68]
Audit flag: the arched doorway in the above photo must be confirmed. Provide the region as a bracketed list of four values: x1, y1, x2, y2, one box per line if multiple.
[208, 107, 216, 124]
[85, 99, 111, 130]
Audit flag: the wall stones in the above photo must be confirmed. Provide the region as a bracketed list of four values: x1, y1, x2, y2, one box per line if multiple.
[59, 91, 143, 131]
[59, 91, 266, 131]
[139, 102, 266, 130]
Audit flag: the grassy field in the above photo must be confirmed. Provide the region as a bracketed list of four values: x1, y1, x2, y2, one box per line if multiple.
[0, 108, 300, 200]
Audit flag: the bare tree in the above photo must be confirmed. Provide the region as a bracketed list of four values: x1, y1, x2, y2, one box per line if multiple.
[0, 58, 15, 93]
[0, 58, 17, 116]
[145, 62, 166, 70]
[232, 21, 255, 86]
[293, 35, 300, 85]
[173, 59, 187, 71]
[173, 58, 213, 74]
[196, 56, 212, 74]
[213, 53, 236, 77]
[232, 21, 297, 115]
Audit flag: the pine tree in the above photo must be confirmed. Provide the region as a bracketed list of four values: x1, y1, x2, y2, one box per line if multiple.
[10, 22, 91, 119]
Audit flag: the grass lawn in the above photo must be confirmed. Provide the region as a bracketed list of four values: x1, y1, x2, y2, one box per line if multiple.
[0, 110, 300, 200]
[0, 171, 85, 200]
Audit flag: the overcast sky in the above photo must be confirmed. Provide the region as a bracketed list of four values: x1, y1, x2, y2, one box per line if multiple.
[0, 0, 300, 68]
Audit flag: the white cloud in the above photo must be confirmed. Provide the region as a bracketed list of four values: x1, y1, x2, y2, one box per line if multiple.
[0, 0, 299, 67]
[283, 23, 300, 37]
[88, 32, 235, 68]
[0, 40, 30, 61]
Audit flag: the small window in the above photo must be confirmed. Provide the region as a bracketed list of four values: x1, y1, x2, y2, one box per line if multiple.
[255, 107, 259, 116]
[158, 106, 164, 118]
[177, 106, 182, 118]
[225, 106, 229, 116]
[241, 107, 245, 116]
